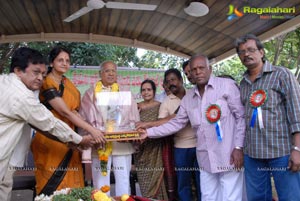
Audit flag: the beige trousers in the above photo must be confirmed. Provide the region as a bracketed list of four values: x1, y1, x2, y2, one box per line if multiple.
[0, 166, 14, 201]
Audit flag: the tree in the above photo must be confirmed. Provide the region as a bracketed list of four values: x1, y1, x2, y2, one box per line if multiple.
[137, 50, 185, 69]
[2, 28, 300, 81]
[213, 56, 246, 83]
[0, 43, 20, 73]
[214, 28, 300, 84]
[0, 42, 141, 73]
[53, 42, 140, 67]
[263, 29, 300, 81]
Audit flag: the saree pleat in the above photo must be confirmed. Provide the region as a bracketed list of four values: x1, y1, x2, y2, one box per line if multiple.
[134, 104, 168, 200]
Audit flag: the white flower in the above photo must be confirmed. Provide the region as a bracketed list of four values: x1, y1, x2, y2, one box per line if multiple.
[34, 188, 70, 201]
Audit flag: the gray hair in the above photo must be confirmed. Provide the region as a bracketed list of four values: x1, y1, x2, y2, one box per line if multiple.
[189, 54, 210, 68]
[99, 60, 117, 71]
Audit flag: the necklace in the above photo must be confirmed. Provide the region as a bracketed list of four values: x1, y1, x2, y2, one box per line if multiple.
[49, 72, 66, 95]
[139, 99, 158, 110]
[49, 72, 63, 84]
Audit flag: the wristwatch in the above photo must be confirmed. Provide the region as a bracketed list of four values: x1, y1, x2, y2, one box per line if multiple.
[235, 146, 243, 150]
[291, 146, 300, 152]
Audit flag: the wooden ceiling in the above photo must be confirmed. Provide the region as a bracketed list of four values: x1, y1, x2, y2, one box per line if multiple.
[0, 0, 300, 62]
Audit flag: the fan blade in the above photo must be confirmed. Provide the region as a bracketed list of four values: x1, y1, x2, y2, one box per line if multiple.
[106, 2, 157, 11]
[64, 7, 94, 22]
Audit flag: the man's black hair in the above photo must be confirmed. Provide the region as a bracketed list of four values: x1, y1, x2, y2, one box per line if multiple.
[10, 47, 45, 73]
[182, 60, 190, 70]
[164, 68, 182, 81]
[235, 33, 266, 61]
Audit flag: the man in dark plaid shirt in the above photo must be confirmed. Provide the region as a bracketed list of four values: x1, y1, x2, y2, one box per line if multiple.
[236, 33, 300, 201]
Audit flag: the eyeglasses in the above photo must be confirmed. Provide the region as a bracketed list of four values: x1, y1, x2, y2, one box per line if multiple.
[31, 69, 47, 79]
[237, 48, 258, 56]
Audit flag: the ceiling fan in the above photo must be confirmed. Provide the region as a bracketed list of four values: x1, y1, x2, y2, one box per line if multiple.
[63, 0, 158, 22]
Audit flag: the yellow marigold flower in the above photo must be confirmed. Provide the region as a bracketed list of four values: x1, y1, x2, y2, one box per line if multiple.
[94, 81, 118, 177]
[100, 185, 110, 193]
[99, 155, 108, 161]
[111, 83, 119, 92]
[93, 191, 111, 201]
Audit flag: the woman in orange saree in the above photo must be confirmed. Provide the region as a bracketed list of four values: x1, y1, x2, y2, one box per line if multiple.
[31, 46, 105, 195]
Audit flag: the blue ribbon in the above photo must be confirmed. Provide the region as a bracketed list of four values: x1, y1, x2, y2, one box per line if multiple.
[250, 108, 258, 127]
[215, 123, 222, 142]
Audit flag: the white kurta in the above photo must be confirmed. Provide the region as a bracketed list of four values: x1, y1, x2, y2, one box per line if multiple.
[0, 73, 82, 180]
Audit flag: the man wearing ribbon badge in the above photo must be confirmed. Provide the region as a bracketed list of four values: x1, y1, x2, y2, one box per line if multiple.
[137, 68, 201, 201]
[236, 34, 300, 201]
[79, 61, 140, 196]
[141, 54, 246, 201]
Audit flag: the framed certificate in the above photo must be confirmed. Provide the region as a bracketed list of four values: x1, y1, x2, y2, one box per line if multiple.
[96, 91, 142, 141]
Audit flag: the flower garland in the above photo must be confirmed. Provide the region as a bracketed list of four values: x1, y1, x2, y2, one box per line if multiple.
[95, 81, 119, 176]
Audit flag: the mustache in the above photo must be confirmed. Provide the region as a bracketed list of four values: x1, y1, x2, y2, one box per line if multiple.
[243, 57, 252, 62]
[169, 85, 176, 90]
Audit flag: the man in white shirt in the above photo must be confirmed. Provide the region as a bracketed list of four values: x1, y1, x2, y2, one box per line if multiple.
[79, 61, 140, 196]
[0, 47, 94, 200]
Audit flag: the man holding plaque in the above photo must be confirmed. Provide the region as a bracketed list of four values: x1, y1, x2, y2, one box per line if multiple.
[79, 61, 140, 196]
[0, 47, 94, 201]
[142, 54, 246, 201]
[235, 34, 300, 201]
[138, 68, 200, 201]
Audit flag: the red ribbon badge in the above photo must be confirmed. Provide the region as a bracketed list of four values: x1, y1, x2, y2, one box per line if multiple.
[206, 104, 221, 124]
[249, 89, 267, 108]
